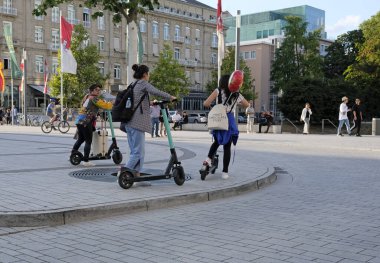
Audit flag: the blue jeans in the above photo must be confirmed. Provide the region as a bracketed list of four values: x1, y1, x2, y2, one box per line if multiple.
[151, 117, 159, 136]
[125, 127, 145, 172]
[337, 119, 351, 135]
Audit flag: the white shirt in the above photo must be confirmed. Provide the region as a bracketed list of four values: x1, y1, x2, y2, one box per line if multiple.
[339, 103, 349, 120]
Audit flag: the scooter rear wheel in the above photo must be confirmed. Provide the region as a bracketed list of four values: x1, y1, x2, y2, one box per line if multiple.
[70, 151, 83, 165]
[173, 166, 185, 186]
[112, 150, 123, 164]
[118, 171, 134, 189]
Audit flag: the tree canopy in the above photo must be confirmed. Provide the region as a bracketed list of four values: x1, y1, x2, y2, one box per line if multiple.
[32, 0, 159, 24]
[149, 44, 190, 100]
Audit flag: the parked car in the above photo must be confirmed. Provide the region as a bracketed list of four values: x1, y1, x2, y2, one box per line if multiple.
[188, 113, 207, 123]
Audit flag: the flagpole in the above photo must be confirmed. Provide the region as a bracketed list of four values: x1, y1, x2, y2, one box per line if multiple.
[60, 11, 63, 118]
[23, 49, 27, 125]
[10, 60, 14, 125]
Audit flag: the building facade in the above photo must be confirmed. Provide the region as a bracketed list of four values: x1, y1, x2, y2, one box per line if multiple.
[0, 0, 218, 111]
[224, 5, 328, 115]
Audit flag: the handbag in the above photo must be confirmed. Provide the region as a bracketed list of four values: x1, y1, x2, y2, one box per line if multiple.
[207, 104, 228, 130]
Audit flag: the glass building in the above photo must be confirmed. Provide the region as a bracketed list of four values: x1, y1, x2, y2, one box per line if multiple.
[224, 5, 326, 43]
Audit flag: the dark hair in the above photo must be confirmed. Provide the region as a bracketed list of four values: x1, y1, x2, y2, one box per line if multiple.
[89, 83, 102, 92]
[219, 74, 236, 104]
[132, 64, 149, 79]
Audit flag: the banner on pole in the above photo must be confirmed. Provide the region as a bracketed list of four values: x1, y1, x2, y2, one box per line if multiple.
[217, 0, 225, 64]
[60, 16, 77, 74]
[3, 22, 22, 78]
[44, 58, 49, 94]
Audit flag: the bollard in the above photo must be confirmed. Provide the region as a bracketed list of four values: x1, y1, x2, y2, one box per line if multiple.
[372, 118, 380, 135]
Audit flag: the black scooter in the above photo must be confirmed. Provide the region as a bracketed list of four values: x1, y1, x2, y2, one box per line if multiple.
[117, 100, 186, 189]
[70, 110, 123, 165]
[199, 154, 219, 180]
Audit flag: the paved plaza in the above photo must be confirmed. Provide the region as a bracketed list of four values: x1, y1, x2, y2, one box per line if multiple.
[0, 125, 380, 262]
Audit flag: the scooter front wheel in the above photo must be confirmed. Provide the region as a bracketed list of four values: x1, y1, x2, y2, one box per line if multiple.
[118, 171, 134, 189]
[173, 166, 185, 186]
[70, 151, 83, 165]
[112, 150, 123, 164]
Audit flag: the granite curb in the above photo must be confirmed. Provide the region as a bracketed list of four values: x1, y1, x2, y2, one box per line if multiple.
[0, 168, 276, 227]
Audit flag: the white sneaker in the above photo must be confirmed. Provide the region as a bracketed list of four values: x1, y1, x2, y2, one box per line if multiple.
[83, 161, 95, 167]
[222, 172, 229, 180]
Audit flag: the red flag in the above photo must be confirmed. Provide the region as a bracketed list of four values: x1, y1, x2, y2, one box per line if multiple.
[19, 58, 24, 92]
[0, 67, 5, 93]
[44, 58, 49, 94]
[217, 0, 223, 33]
[60, 16, 77, 74]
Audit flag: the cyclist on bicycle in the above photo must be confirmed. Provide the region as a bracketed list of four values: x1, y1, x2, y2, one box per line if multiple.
[46, 99, 58, 125]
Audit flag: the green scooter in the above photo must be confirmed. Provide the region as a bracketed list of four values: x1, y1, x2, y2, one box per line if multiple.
[117, 100, 186, 189]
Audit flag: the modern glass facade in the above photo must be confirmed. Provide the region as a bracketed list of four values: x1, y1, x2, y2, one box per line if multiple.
[224, 5, 326, 43]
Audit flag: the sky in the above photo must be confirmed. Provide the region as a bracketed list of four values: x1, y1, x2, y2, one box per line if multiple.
[197, 0, 379, 39]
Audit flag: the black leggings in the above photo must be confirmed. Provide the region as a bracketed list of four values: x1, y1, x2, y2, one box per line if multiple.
[208, 139, 232, 173]
[72, 124, 93, 162]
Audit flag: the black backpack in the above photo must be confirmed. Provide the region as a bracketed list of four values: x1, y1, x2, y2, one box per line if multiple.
[111, 81, 147, 122]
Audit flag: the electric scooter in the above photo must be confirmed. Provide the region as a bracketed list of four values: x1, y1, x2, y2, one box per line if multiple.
[117, 100, 186, 189]
[70, 110, 123, 165]
[199, 154, 219, 180]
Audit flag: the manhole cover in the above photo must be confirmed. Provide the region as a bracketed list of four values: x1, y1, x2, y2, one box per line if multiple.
[69, 168, 192, 184]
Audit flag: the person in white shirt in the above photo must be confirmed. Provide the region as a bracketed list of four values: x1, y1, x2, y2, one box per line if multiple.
[300, 102, 312, 134]
[245, 100, 255, 133]
[337, 96, 352, 136]
[172, 111, 183, 130]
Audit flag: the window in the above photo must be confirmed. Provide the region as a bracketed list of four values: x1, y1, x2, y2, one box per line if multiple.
[211, 53, 217, 64]
[3, 0, 12, 9]
[163, 23, 170, 40]
[195, 71, 200, 84]
[114, 64, 121, 79]
[185, 48, 190, 60]
[256, 31, 262, 39]
[97, 35, 105, 50]
[35, 56, 44, 73]
[212, 33, 218, 48]
[263, 30, 268, 38]
[269, 29, 274, 36]
[174, 48, 180, 60]
[67, 5, 75, 23]
[34, 0, 43, 20]
[35, 27, 43, 43]
[195, 29, 200, 39]
[139, 19, 146, 32]
[152, 43, 159, 56]
[152, 21, 159, 39]
[83, 8, 91, 27]
[114, 37, 120, 51]
[175, 25, 180, 37]
[250, 51, 256, 59]
[51, 29, 59, 50]
[185, 27, 190, 37]
[52, 57, 58, 74]
[98, 62, 105, 76]
[52, 7, 59, 23]
[195, 49, 200, 61]
[97, 15, 105, 30]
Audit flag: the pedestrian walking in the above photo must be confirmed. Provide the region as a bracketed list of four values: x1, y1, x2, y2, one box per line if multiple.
[337, 96, 352, 136]
[246, 100, 255, 133]
[119, 64, 176, 179]
[202, 74, 249, 180]
[150, 99, 160, 137]
[300, 102, 312, 134]
[350, 98, 363, 137]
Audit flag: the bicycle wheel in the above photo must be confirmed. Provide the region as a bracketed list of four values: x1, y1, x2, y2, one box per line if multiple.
[58, 121, 70, 133]
[41, 121, 53, 133]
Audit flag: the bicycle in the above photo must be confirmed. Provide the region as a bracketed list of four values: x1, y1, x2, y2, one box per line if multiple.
[41, 114, 70, 134]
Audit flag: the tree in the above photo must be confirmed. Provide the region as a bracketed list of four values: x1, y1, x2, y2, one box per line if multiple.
[33, 0, 159, 24]
[149, 44, 190, 99]
[345, 11, 380, 118]
[49, 24, 106, 107]
[271, 16, 323, 93]
[205, 46, 254, 100]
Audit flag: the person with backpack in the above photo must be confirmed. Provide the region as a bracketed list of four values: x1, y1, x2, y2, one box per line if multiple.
[202, 74, 249, 180]
[119, 64, 176, 180]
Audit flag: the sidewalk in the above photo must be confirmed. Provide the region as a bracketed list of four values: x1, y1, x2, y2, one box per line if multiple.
[0, 126, 276, 227]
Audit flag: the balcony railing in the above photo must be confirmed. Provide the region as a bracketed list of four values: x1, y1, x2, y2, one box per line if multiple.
[178, 59, 198, 67]
[83, 21, 91, 28]
[0, 6, 17, 15]
[173, 36, 184, 43]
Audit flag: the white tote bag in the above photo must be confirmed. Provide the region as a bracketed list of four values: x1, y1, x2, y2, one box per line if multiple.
[207, 104, 228, 130]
